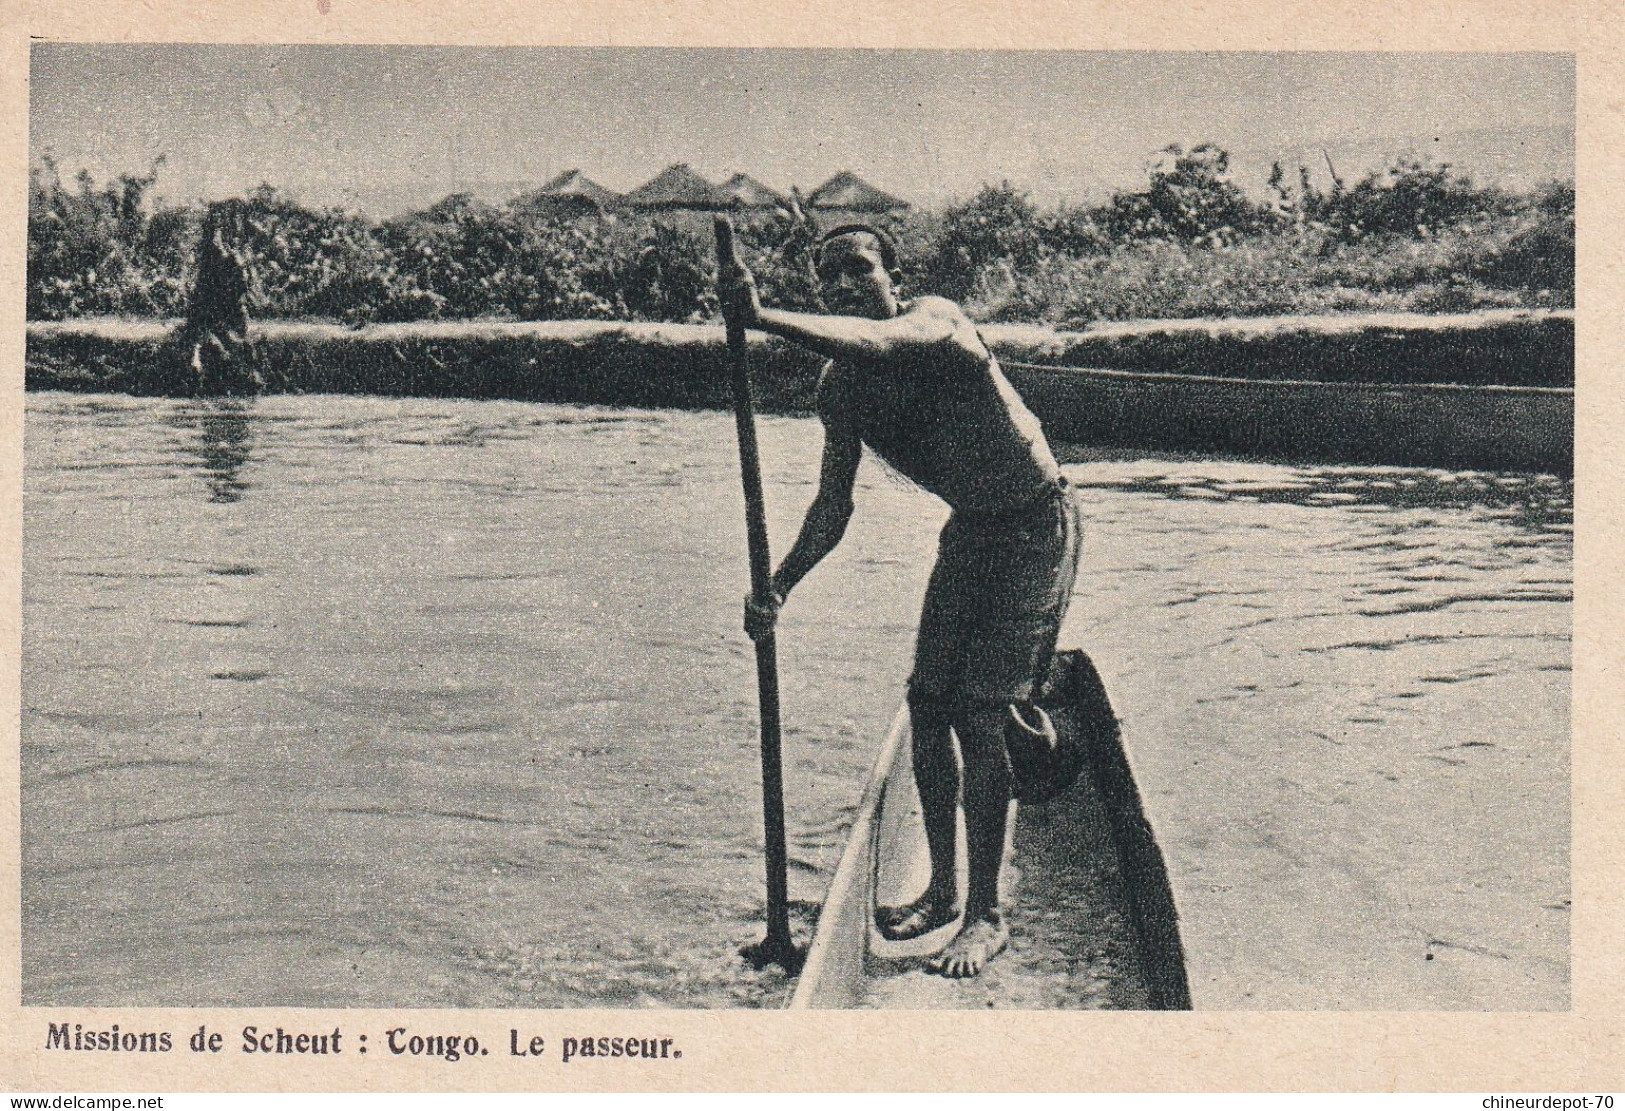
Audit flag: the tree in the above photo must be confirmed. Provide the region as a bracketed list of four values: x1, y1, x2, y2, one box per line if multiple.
[1103, 143, 1268, 244]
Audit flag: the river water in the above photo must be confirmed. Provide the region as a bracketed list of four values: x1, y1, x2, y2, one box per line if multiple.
[21, 392, 1571, 1008]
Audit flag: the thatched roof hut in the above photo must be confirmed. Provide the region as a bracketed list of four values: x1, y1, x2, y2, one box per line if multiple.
[807, 171, 909, 213]
[721, 173, 790, 211]
[514, 169, 622, 217]
[623, 164, 736, 211]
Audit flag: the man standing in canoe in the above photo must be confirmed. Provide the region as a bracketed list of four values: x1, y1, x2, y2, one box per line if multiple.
[719, 224, 1082, 978]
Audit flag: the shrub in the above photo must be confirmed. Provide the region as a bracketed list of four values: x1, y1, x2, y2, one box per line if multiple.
[1100, 144, 1272, 244]
[26, 149, 1573, 326]
[1466, 182, 1573, 303]
[619, 219, 714, 323]
[921, 183, 1050, 301]
[737, 210, 822, 313]
[233, 185, 444, 324]
[1287, 158, 1516, 243]
[27, 157, 190, 318]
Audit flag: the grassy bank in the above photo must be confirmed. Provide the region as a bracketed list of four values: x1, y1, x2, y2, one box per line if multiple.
[986, 308, 1573, 388]
[25, 319, 826, 411]
[26, 309, 1575, 408]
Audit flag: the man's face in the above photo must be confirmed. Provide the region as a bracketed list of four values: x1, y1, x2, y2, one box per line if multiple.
[816, 233, 899, 319]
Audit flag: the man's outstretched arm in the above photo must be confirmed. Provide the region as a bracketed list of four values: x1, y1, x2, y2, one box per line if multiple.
[718, 254, 969, 365]
[752, 300, 963, 365]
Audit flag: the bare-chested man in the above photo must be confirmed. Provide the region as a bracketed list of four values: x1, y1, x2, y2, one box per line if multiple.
[720, 224, 1081, 978]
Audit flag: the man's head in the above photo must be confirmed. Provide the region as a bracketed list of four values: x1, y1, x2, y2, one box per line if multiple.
[815, 224, 903, 319]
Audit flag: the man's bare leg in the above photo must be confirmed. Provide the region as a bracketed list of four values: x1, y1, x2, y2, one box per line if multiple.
[930, 705, 1013, 978]
[878, 694, 963, 940]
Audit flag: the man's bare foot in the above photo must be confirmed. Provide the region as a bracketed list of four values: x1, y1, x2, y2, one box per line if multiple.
[877, 890, 961, 942]
[928, 913, 1009, 978]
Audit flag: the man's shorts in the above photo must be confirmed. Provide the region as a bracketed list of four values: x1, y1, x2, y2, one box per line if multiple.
[909, 481, 1083, 707]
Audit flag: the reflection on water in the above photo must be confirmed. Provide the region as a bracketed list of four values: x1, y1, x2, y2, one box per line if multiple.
[172, 399, 257, 503]
[21, 392, 1571, 1010]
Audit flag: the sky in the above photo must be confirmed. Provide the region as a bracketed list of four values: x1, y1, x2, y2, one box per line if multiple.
[29, 47, 1575, 215]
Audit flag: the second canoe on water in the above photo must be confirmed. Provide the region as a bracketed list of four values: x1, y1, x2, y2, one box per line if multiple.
[789, 650, 1192, 1010]
[1005, 362, 1574, 476]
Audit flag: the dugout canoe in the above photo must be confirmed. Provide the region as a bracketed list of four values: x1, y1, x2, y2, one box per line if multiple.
[1001, 362, 1574, 476]
[788, 649, 1192, 1010]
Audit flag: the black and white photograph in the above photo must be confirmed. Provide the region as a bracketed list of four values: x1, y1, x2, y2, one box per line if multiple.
[11, 20, 1591, 1080]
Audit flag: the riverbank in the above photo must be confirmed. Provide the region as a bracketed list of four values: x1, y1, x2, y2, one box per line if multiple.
[25, 309, 1574, 473]
[987, 309, 1572, 387]
[25, 308, 1573, 398]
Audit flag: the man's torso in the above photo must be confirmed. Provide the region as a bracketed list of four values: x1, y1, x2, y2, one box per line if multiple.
[817, 302, 1060, 514]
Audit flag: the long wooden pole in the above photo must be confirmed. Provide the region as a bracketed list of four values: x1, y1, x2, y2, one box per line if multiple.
[713, 215, 795, 968]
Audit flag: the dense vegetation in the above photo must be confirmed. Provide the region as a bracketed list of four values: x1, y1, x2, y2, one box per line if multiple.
[28, 144, 1573, 327]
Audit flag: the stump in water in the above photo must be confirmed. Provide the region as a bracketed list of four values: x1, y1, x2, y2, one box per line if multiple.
[174, 201, 261, 396]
